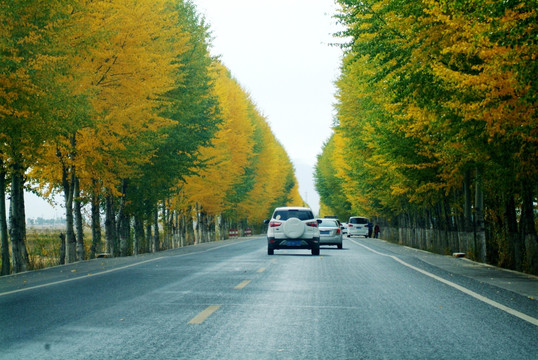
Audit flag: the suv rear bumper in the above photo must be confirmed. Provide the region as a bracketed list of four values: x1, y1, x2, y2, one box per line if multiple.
[267, 237, 319, 250]
[348, 229, 368, 236]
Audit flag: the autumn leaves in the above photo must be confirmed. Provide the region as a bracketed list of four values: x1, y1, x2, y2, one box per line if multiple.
[316, 0, 537, 272]
[0, 0, 301, 272]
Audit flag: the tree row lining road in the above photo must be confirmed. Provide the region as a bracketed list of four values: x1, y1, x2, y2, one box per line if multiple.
[1, 236, 536, 359]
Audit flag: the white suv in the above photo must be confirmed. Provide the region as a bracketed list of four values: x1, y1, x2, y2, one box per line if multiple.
[264, 207, 321, 255]
[347, 216, 370, 237]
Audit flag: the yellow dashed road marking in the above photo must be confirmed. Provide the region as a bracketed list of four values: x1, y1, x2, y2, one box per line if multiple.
[188, 305, 221, 324]
[257, 267, 266, 273]
[234, 280, 251, 289]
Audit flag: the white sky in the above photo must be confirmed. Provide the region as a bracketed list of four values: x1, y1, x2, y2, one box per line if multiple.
[193, 0, 343, 214]
[23, 0, 343, 218]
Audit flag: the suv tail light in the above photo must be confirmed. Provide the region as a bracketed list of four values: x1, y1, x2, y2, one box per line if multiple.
[336, 228, 341, 234]
[269, 221, 282, 227]
[306, 221, 318, 227]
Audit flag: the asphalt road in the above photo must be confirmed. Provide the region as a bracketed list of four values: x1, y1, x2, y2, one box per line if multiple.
[0, 236, 537, 359]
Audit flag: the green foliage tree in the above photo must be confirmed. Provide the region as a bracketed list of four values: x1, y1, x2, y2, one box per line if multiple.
[327, 0, 537, 273]
[126, 0, 220, 252]
[0, 0, 85, 272]
[314, 135, 351, 220]
[1, 0, 305, 272]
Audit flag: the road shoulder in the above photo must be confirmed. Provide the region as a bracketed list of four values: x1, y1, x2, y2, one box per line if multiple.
[355, 237, 538, 300]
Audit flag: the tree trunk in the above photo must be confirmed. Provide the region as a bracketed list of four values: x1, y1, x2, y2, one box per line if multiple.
[485, 198, 501, 266]
[118, 210, 130, 257]
[90, 187, 101, 259]
[162, 199, 169, 249]
[117, 180, 130, 257]
[215, 214, 221, 241]
[62, 168, 76, 263]
[442, 197, 451, 232]
[145, 222, 152, 253]
[180, 213, 185, 247]
[192, 204, 199, 245]
[463, 169, 472, 232]
[134, 214, 144, 255]
[60, 135, 77, 263]
[171, 210, 177, 248]
[74, 177, 85, 261]
[105, 194, 117, 256]
[505, 193, 520, 270]
[1, 160, 10, 275]
[153, 207, 160, 252]
[521, 179, 538, 275]
[119, 214, 131, 257]
[198, 208, 203, 243]
[9, 166, 29, 273]
[474, 168, 486, 262]
[59, 233, 66, 265]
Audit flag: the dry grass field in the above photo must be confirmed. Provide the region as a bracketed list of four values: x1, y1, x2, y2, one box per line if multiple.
[1, 226, 94, 272]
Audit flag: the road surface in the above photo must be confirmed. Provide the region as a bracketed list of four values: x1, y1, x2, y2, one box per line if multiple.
[1, 236, 536, 359]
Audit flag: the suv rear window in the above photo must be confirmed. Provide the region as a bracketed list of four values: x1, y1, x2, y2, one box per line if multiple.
[319, 219, 338, 227]
[350, 217, 368, 224]
[273, 209, 314, 221]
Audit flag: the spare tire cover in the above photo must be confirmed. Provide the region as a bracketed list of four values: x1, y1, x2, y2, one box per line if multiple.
[283, 217, 305, 239]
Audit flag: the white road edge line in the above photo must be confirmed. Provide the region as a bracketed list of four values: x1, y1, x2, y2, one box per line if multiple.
[0, 239, 252, 297]
[0, 257, 164, 297]
[351, 239, 538, 327]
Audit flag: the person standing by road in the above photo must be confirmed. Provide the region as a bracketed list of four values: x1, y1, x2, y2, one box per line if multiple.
[367, 222, 373, 238]
[374, 224, 380, 238]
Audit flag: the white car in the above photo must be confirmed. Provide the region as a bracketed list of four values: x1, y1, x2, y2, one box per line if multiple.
[340, 222, 348, 235]
[347, 216, 370, 237]
[264, 207, 321, 255]
[318, 218, 343, 249]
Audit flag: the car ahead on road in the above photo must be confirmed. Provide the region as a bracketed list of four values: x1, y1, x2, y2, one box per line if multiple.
[318, 218, 343, 249]
[264, 207, 320, 255]
[340, 222, 348, 235]
[347, 216, 369, 238]
[323, 216, 340, 224]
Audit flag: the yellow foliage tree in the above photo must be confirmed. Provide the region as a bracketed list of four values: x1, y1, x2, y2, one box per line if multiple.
[182, 62, 254, 217]
[177, 61, 304, 234]
[30, 0, 190, 260]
